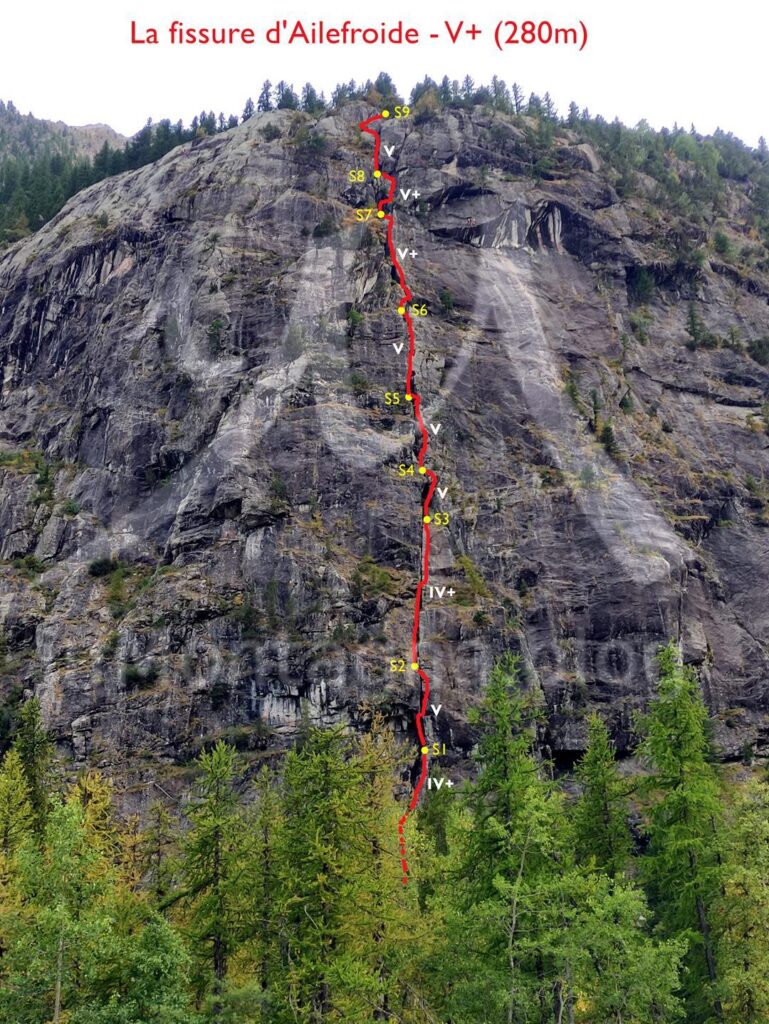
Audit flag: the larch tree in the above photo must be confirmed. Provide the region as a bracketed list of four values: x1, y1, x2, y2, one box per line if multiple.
[716, 780, 769, 1022]
[573, 713, 633, 877]
[175, 741, 248, 1018]
[12, 697, 55, 832]
[430, 653, 575, 1023]
[336, 718, 431, 1022]
[0, 748, 34, 867]
[0, 795, 192, 1024]
[257, 81, 273, 112]
[639, 642, 725, 1024]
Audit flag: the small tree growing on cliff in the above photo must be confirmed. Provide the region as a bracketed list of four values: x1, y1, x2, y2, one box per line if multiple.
[600, 422, 619, 457]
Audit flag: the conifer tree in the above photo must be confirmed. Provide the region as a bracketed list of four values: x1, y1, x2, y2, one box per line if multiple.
[70, 769, 121, 859]
[574, 713, 632, 876]
[511, 82, 524, 114]
[175, 741, 246, 1017]
[338, 719, 429, 1021]
[639, 642, 725, 1023]
[0, 796, 192, 1023]
[430, 653, 573, 1022]
[0, 748, 34, 867]
[257, 81, 273, 111]
[301, 83, 324, 114]
[273, 727, 359, 1022]
[716, 781, 769, 1022]
[218, 764, 284, 1016]
[12, 697, 55, 832]
[272, 722, 431, 1022]
[567, 872, 685, 1023]
[373, 72, 399, 105]
[275, 82, 299, 110]
[437, 76, 452, 105]
[141, 799, 179, 903]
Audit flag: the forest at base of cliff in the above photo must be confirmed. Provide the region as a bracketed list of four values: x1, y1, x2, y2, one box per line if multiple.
[0, 644, 766, 1024]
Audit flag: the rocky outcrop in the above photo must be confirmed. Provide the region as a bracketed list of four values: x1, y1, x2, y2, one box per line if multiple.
[1, 103, 769, 805]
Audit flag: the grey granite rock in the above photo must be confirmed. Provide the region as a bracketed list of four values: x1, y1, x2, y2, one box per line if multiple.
[2, 104, 769, 807]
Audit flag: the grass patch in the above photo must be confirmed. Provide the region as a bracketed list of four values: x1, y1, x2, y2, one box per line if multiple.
[351, 555, 396, 600]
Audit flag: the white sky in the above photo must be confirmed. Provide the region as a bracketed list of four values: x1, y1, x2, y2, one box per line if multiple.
[1, 0, 767, 145]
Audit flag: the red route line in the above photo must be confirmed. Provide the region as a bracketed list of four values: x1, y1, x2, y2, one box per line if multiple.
[359, 112, 437, 885]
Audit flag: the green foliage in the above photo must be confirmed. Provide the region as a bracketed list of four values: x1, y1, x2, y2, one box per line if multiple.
[725, 325, 743, 351]
[0, 447, 59, 506]
[228, 595, 262, 639]
[439, 287, 454, 312]
[455, 553, 489, 598]
[566, 873, 686, 1023]
[1, 644, 767, 1023]
[88, 557, 122, 578]
[273, 723, 424, 1021]
[349, 370, 369, 395]
[312, 215, 336, 238]
[619, 389, 635, 413]
[422, 654, 683, 1023]
[0, 793, 193, 1024]
[346, 307, 364, 335]
[259, 123, 282, 142]
[685, 303, 721, 350]
[175, 741, 246, 1011]
[206, 318, 226, 352]
[716, 782, 769, 1022]
[0, 679, 23, 752]
[12, 554, 46, 578]
[87, 558, 138, 617]
[747, 336, 769, 365]
[638, 642, 725, 1023]
[713, 229, 732, 257]
[574, 714, 632, 876]
[0, 748, 34, 863]
[628, 308, 651, 343]
[123, 661, 159, 690]
[351, 554, 395, 599]
[600, 421, 619, 456]
[102, 630, 119, 657]
[627, 266, 656, 304]
[12, 698, 55, 833]
[0, 99, 243, 246]
[7, 79, 769, 266]
[106, 564, 129, 617]
[268, 473, 288, 501]
[564, 369, 582, 407]
[292, 125, 327, 155]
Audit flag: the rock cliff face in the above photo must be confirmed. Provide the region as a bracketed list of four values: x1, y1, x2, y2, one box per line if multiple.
[2, 103, 769, 801]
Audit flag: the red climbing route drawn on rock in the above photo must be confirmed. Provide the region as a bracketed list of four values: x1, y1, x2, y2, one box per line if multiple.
[359, 110, 438, 885]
